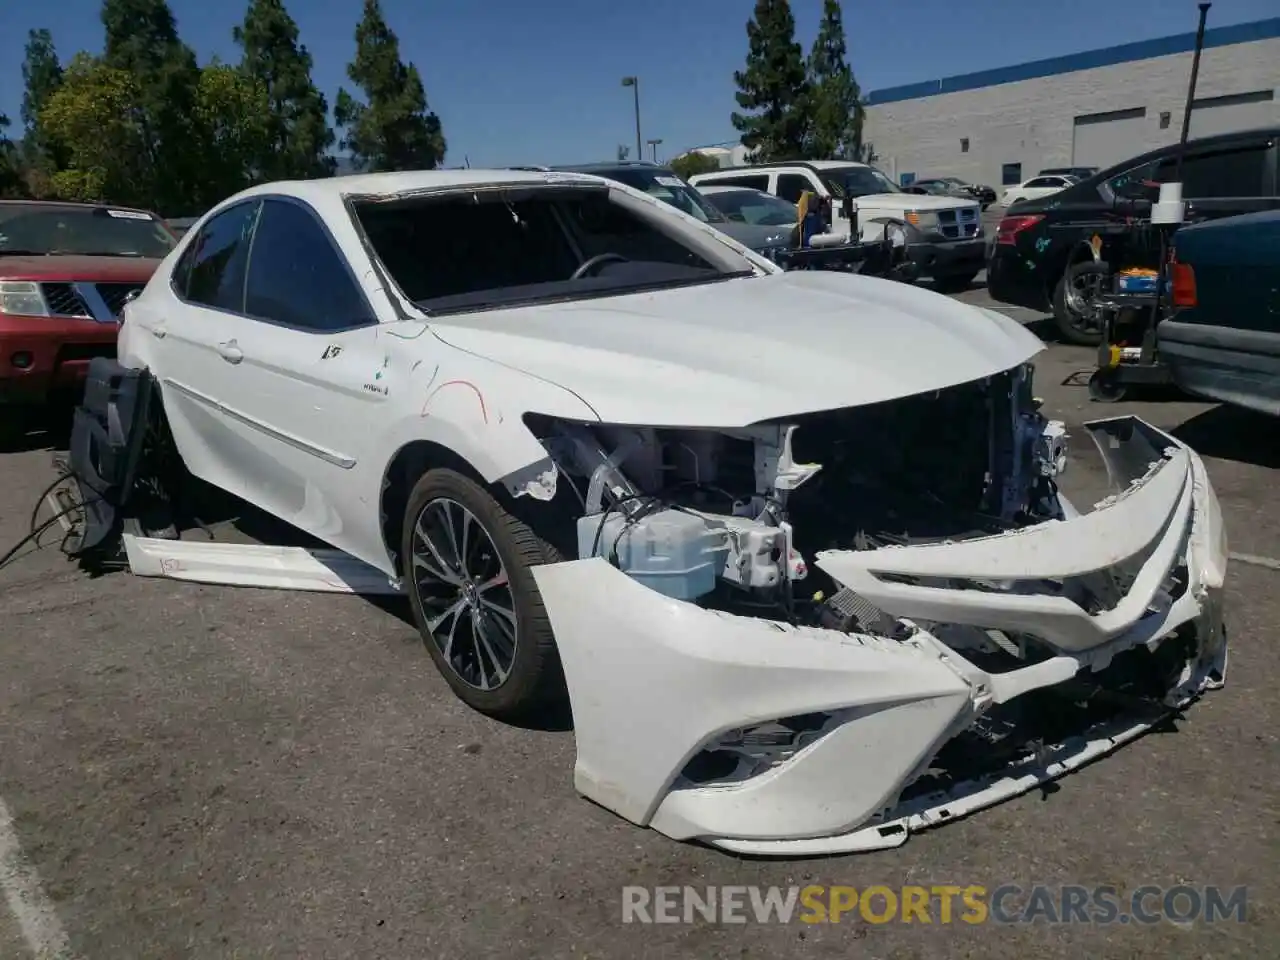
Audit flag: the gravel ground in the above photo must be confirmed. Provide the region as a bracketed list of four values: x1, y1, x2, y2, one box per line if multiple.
[1, 283, 1277, 959]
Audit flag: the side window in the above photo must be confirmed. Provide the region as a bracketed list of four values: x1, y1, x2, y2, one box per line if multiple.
[169, 237, 197, 298]
[712, 174, 770, 191]
[244, 199, 374, 332]
[186, 202, 260, 312]
[1109, 145, 1270, 201]
[1167, 145, 1269, 199]
[776, 174, 813, 204]
[1024, 177, 1055, 189]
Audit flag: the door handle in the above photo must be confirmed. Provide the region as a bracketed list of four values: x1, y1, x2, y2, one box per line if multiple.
[217, 340, 244, 364]
[149, 324, 167, 339]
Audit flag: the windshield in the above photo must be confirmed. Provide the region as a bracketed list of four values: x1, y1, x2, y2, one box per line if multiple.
[0, 204, 175, 258]
[602, 169, 726, 223]
[819, 165, 900, 199]
[704, 189, 797, 226]
[355, 185, 750, 316]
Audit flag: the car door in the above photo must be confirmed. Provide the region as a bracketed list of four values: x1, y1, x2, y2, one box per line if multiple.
[149, 198, 266, 500]
[199, 196, 391, 546]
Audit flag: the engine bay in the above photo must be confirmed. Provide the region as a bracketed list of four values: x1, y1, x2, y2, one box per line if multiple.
[525, 363, 1069, 631]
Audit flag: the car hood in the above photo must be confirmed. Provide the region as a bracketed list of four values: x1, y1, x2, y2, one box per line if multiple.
[861, 193, 976, 212]
[713, 220, 793, 249]
[426, 270, 1044, 427]
[0, 254, 163, 283]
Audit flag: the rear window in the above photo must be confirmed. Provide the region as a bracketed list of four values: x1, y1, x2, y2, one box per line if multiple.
[355, 185, 746, 315]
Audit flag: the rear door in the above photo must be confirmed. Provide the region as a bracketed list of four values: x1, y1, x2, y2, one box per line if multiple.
[204, 196, 390, 544]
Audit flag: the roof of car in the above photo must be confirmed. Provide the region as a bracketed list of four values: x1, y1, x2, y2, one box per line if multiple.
[0, 198, 159, 215]
[230, 168, 607, 204]
[697, 159, 870, 176]
[697, 184, 769, 194]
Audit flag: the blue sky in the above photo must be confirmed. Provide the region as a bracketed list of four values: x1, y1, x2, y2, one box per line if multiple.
[1, 0, 1277, 167]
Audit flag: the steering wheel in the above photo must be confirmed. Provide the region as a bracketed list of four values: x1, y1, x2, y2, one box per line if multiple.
[571, 252, 630, 280]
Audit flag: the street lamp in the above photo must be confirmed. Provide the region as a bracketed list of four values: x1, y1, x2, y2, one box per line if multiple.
[646, 138, 663, 163]
[621, 76, 642, 161]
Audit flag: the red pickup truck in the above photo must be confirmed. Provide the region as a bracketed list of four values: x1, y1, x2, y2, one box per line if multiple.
[0, 199, 176, 419]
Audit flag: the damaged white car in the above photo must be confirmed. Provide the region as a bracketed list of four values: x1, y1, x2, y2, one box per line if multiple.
[102, 169, 1227, 856]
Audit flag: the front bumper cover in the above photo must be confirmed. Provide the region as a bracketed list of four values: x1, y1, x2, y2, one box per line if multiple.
[531, 416, 1228, 856]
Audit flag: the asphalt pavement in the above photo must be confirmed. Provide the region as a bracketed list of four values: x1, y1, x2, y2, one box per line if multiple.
[1, 282, 1277, 959]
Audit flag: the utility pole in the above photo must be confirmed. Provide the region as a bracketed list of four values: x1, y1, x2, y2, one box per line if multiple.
[621, 76, 642, 160]
[1175, 3, 1212, 183]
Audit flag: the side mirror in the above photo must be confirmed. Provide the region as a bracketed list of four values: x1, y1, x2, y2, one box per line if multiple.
[841, 197, 854, 221]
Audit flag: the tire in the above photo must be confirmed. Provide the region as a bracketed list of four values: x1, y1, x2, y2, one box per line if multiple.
[1053, 261, 1110, 346]
[933, 271, 978, 293]
[401, 467, 564, 720]
[1087, 369, 1128, 403]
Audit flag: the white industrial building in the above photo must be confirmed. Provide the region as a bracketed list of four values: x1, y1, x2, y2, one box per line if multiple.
[864, 17, 1280, 189]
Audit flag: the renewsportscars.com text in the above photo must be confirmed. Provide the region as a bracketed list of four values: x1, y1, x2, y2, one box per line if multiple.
[621, 884, 1248, 925]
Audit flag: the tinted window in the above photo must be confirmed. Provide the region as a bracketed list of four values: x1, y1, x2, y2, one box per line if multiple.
[1024, 178, 1057, 188]
[186, 202, 259, 311]
[244, 199, 373, 331]
[355, 187, 730, 314]
[703, 174, 770, 191]
[777, 174, 813, 204]
[0, 203, 176, 258]
[597, 169, 725, 223]
[1109, 144, 1270, 201]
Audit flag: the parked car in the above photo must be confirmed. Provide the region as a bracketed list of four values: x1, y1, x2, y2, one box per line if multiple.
[165, 216, 199, 238]
[935, 176, 997, 208]
[1159, 209, 1280, 416]
[1000, 175, 1078, 207]
[96, 167, 1226, 855]
[988, 128, 1280, 345]
[550, 161, 796, 259]
[1040, 166, 1100, 180]
[690, 160, 985, 290]
[697, 184, 798, 226]
[0, 199, 175, 420]
[903, 178, 973, 200]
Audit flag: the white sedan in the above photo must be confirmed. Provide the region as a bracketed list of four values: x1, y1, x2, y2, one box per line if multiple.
[111, 168, 1228, 855]
[1001, 174, 1078, 207]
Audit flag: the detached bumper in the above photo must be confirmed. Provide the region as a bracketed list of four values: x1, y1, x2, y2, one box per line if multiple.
[907, 236, 987, 277]
[532, 417, 1228, 856]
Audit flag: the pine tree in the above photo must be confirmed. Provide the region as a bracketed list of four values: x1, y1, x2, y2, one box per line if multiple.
[99, 0, 203, 210]
[19, 28, 65, 177]
[731, 0, 810, 162]
[334, 0, 446, 172]
[807, 0, 863, 160]
[234, 0, 335, 180]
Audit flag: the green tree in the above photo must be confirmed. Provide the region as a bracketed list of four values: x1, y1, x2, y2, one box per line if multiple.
[20, 29, 66, 174]
[731, 0, 810, 162]
[234, 0, 335, 180]
[0, 115, 25, 198]
[334, 0, 446, 172]
[669, 151, 721, 180]
[806, 0, 863, 160]
[193, 62, 273, 201]
[41, 52, 268, 211]
[40, 54, 149, 204]
[99, 0, 204, 211]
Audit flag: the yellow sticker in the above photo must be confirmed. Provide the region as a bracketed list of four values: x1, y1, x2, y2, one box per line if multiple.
[1090, 234, 1103, 256]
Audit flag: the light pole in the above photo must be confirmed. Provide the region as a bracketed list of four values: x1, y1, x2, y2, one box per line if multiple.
[647, 138, 663, 163]
[621, 76, 642, 161]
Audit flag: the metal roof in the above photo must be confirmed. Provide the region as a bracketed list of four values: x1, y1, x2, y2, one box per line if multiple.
[866, 17, 1280, 107]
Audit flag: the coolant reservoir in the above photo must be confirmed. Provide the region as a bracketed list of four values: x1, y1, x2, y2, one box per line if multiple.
[576, 509, 727, 601]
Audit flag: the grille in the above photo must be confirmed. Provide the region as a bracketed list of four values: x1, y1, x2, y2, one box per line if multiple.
[40, 282, 92, 319]
[95, 282, 144, 317]
[937, 207, 981, 240]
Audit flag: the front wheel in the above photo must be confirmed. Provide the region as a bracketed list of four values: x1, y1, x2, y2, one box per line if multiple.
[1053, 261, 1110, 346]
[401, 468, 565, 720]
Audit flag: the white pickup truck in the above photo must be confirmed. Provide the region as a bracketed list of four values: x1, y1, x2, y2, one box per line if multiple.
[690, 160, 986, 291]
